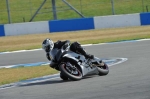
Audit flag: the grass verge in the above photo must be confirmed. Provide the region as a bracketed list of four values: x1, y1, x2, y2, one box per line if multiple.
[0, 65, 58, 86]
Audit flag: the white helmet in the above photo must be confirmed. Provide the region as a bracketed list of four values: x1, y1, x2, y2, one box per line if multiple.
[42, 38, 54, 52]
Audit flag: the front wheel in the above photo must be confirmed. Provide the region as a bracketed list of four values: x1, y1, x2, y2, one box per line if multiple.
[59, 62, 82, 81]
[97, 62, 109, 76]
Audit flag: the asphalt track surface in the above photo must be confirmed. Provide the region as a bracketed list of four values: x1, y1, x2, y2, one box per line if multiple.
[0, 40, 150, 99]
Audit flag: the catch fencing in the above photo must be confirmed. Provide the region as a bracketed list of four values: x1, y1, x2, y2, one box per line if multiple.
[0, 0, 150, 24]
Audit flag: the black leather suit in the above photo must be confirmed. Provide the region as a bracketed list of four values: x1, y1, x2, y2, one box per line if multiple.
[46, 40, 93, 61]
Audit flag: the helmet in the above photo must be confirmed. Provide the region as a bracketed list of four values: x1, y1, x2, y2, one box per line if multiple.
[42, 38, 54, 52]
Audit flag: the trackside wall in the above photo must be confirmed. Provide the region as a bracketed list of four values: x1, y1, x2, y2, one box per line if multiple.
[4, 21, 49, 36]
[94, 13, 141, 29]
[49, 18, 94, 32]
[0, 12, 150, 37]
[140, 13, 150, 25]
[0, 25, 5, 36]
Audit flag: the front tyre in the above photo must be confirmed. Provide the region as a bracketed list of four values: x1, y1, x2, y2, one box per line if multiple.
[97, 62, 109, 76]
[59, 62, 82, 81]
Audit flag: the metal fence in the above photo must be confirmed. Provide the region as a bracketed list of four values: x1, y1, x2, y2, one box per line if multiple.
[0, 0, 150, 24]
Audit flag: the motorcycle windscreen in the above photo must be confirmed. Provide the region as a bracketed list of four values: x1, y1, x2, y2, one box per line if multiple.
[50, 48, 59, 61]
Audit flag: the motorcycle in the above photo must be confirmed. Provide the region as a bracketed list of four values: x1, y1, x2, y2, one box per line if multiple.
[49, 43, 109, 81]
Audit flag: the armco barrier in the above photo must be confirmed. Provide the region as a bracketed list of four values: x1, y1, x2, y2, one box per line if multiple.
[0, 13, 150, 37]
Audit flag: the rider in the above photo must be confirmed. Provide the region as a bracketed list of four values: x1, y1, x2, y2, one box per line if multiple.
[42, 38, 94, 61]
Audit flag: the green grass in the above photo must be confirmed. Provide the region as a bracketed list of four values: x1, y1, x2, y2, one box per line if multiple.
[0, 0, 150, 24]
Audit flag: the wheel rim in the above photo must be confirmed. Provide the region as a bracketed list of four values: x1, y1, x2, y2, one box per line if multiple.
[62, 64, 82, 77]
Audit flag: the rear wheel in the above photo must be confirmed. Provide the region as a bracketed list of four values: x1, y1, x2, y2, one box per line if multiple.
[59, 62, 82, 81]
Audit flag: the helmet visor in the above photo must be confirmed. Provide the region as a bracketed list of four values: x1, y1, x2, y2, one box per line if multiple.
[45, 45, 50, 52]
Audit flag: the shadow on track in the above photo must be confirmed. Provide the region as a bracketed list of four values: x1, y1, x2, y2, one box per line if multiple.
[18, 75, 97, 87]
[19, 79, 72, 87]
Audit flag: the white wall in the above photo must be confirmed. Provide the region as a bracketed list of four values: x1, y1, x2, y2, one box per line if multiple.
[94, 13, 141, 29]
[4, 21, 49, 36]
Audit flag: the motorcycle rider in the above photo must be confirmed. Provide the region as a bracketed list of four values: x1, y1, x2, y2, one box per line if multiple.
[42, 38, 94, 61]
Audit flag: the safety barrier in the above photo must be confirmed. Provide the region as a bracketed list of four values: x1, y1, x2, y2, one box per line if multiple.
[0, 12, 150, 37]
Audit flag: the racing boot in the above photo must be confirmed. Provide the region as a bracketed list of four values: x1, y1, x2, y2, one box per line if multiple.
[77, 47, 94, 59]
[99, 60, 105, 66]
[92, 60, 105, 67]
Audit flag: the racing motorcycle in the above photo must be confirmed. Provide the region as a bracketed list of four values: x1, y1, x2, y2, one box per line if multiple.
[49, 43, 109, 81]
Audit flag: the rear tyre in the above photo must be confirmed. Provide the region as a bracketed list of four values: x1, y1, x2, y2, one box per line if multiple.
[59, 62, 82, 81]
[60, 73, 68, 80]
